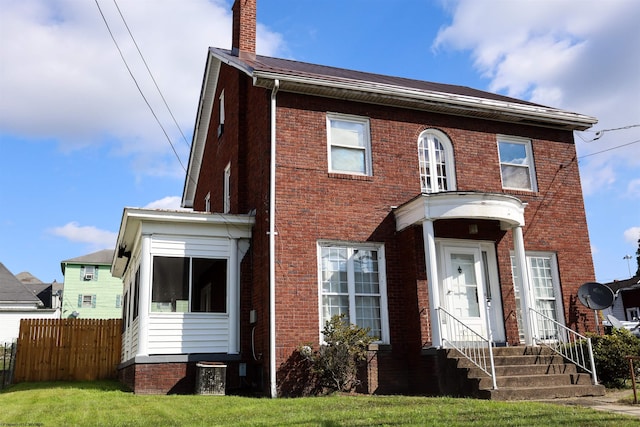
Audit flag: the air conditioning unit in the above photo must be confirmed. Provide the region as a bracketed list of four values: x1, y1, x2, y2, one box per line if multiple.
[84, 273, 94, 281]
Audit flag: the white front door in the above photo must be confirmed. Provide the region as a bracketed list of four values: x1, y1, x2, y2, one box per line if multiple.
[438, 240, 505, 342]
[442, 246, 486, 336]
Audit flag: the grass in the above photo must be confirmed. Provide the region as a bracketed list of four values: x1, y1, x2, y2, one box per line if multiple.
[0, 381, 638, 426]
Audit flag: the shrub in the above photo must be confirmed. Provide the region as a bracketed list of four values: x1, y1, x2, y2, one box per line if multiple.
[588, 328, 640, 388]
[300, 314, 375, 394]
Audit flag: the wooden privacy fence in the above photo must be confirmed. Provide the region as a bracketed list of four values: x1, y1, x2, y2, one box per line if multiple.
[14, 318, 122, 382]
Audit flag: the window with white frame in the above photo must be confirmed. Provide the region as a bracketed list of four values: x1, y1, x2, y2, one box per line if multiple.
[218, 90, 225, 137]
[318, 242, 388, 342]
[498, 136, 537, 191]
[151, 256, 227, 313]
[80, 265, 97, 281]
[418, 129, 456, 193]
[223, 163, 231, 213]
[78, 294, 96, 308]
[326, 114, 372, 175]
[510, 253, 562, 342]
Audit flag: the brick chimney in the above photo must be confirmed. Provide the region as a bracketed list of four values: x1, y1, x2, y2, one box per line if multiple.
[231, 0, 256, 56]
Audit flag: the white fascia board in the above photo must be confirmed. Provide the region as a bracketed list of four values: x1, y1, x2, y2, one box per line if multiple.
[182, 53, 221, 208]
[253, 71, 597, 130]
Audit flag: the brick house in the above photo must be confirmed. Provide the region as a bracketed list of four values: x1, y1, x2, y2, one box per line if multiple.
[114, 0, 601, 396]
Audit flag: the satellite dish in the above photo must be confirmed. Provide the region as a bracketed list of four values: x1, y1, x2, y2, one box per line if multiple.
[577, 282, 614, 310]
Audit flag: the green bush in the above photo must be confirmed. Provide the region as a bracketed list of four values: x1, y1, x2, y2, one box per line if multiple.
[588, 328, 640, 388]
[300, 314, 375, 394]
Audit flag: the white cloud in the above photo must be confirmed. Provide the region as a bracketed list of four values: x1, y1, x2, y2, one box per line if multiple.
[49, 222, 117, 248]
[143, 196, 188, 210]
[434, 0, 640, 187]
[0, 0, 285, 176]
[627, 179, 640, 199]
[624, 227, 640, 245]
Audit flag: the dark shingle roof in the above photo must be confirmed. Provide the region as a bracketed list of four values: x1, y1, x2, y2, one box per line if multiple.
[0, 262, 43, 305]
[236, 51, 542, 108]
[60, 249, 114, 274]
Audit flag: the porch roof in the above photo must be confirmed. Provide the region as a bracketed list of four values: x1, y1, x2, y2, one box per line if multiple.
[393, 192, 526, 232]
[111, 208, 255, 278]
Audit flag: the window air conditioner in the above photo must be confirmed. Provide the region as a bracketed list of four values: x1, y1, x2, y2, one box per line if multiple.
[84, 273, 94, 281]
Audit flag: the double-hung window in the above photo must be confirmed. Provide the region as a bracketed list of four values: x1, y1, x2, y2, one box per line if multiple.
[498, 136, 537, 191]
[318, 242, 388, 342]
[327, 114, 372, 175]
[151, 256, 227, 313]
[80, 265, 97, 281]
[418, 129, 456, 193]
[78, 294, 96, 308]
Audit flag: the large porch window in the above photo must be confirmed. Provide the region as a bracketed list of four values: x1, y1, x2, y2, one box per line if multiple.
[318, 243, 389, 343]
[151, 256, 227, 313]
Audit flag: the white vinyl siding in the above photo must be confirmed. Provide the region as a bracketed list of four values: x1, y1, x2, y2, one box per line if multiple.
[147, 313, 231, 354]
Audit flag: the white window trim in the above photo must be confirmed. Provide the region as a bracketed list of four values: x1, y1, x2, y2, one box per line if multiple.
[326, 113, 373, 176]
[497, 135, 538, 192]
[417, 128, 456, 193]
[511, 251, 564, 342]
[223, 162, 231, 213]
[316, 240, 389, 344]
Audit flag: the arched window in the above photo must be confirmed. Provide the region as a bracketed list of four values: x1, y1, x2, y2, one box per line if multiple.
[417, 129, 456, 193]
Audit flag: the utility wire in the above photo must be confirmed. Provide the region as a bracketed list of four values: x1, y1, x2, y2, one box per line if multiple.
[112, 0, 191, 149]
[578, 138, 640, 159]
[94, 0, 188, 173]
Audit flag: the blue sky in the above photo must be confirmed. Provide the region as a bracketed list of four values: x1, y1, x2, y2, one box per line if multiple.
[1, 0, 638, 285]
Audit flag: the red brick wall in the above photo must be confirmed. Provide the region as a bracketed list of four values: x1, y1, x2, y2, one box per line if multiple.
[192, 62, 595, 395]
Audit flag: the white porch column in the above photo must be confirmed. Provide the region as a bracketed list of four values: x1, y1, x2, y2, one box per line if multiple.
[229, 238, 239, 354]
[512, 226, 534, 346]
[137, 233, 152, 357]
[422, 219, 442, 347]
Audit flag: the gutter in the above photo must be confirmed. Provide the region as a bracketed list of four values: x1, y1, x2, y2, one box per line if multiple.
[252, 72, 597, 131]
[268, 79, 280, 398]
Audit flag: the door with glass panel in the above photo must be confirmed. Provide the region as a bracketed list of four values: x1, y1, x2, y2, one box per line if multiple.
[441, 246, 487, 338]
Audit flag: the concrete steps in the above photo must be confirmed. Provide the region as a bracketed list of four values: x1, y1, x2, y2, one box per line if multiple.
[446, 346, 606, 400]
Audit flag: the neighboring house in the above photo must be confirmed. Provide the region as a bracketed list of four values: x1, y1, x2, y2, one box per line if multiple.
[0, 263, 59, 343]
[113, 0, 600, 396]
[61, 250, 123, 319]
[604, 275, 640, 323]
[16, 272, 63, 309]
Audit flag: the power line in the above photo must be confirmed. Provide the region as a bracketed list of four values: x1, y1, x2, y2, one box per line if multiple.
[578, 138, 640, 159]
[577, 123, 640, 142]
[112, 0, 191, 149]
[94, 0, 187, 173]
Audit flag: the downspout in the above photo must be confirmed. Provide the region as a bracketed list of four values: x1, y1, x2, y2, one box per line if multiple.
[268, 79, 280, 398]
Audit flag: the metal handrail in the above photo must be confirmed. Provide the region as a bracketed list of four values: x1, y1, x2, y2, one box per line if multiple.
[438, 307, 497, 389]
[529, 307, 598, 385]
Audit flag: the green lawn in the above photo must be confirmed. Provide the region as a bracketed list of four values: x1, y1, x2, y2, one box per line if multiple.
[0, 381, 637, 426]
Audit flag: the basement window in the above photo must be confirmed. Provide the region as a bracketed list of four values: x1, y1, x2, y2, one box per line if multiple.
[151, 256, 227, 313]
